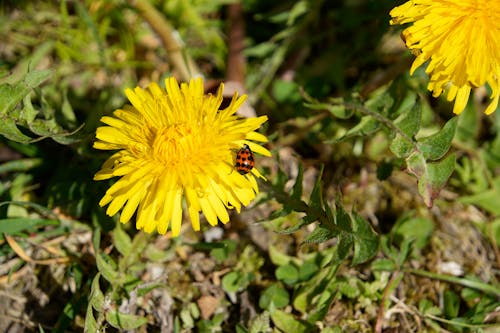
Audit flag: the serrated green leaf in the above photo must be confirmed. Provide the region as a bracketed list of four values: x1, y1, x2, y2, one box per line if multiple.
[351, 213, 379, 265]
[96, 253, 119, 283]
[24, 69, 52, 88]
[303, 226, 333, 244]
[407, 152, 455, 207]
[0, 69, 51, 115]
[113, 224, 132, 257]
[278, 217, 314, 234]
[336, 233, 353, 261]
[89, 273, 104, 312]
[0, 83, 28, 115]
[390, 133, 415, 158]
[105, 310, 148, 330]
[0, 118, 32, 143]
[389, 101, 421, 158]
[335, 202, 351, 232]
[309, 165, 324, 212]
[426, 153, 456, 202]
[335, 115, 379, 142]
[270, 310, 313, 333]
[394, 101, 421, 137]
[418, 117, 457, 160]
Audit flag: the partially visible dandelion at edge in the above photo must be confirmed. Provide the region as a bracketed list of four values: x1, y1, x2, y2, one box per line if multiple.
[93, 77, 271, 237]
[390, 0, 500, 115]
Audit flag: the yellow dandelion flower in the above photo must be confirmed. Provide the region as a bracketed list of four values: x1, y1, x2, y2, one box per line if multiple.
[390, 0, 500, 115]
[93, 77, 271, 237]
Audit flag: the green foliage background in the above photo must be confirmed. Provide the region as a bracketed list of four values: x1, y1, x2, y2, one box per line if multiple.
[0, 1, 499, 332]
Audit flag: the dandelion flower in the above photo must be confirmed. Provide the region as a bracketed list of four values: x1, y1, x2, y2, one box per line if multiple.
[390, 0, 500, 115]
[93, 77, 271, 237]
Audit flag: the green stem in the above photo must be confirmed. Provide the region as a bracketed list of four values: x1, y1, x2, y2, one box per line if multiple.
[344, 102, 420, 153]
[130, 0, 201, 81]
[407, 268, 500, 297]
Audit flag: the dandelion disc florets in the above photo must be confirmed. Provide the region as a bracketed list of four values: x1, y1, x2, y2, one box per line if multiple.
[93, 77, 271, 237]
[390, 0, 500, 115]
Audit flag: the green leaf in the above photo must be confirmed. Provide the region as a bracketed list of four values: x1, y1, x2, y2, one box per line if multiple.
[0, 69, 51, 114]
[0, 218, 59, 237]
[426, 153, 456, 200]
[418, 117, 457, 160]
[96, 253, 119, 283]
[351, 213, 379, 265]
[0, 118, 33, 143]
[307, 289, 336, 322]
[308, 165, 324, 213]
[0, 158, 42, 173]
[210, 239, 238, 262]
[275, 264, 299, 285]
[459, 178, 500, 215]
[389, 101, 421, 158]
[407, 152, 456, 207]
[268, 245, 295, 266]
[303, 226, 333, 244]
[221, 271, 242, 293]
[84, 303, 98, 333]
[24, 69, 52, 88]
[270, 310, 313, 333]
[304, 101, 353, 119]
[335, 115, 380, 142]
[272, 80, 300, 103]
[89, 273, 104, 312]
[113, 224, 132, 257]
[298, 261, 319, 281]
[105, 310, 148, 330]
[259, 284, 290, 309]
[335, 202, 351, 232]
[393, 217, 434, 251]
[394, 100, 421, 137]
[336, 233, 353, 261]
[371, 258, 397, 271]
[443, 290, 460, 318]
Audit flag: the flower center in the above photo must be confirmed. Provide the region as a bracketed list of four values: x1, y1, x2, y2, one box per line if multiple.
[152, 123, 196, 168]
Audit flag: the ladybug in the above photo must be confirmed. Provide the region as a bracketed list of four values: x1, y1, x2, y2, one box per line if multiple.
[235, 144, 254, 175]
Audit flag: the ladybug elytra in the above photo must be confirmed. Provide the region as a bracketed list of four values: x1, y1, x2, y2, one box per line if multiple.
[235, 144, 254, 175]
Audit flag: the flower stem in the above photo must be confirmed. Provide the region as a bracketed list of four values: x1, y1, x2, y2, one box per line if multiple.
[130, 0, 201, 81]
